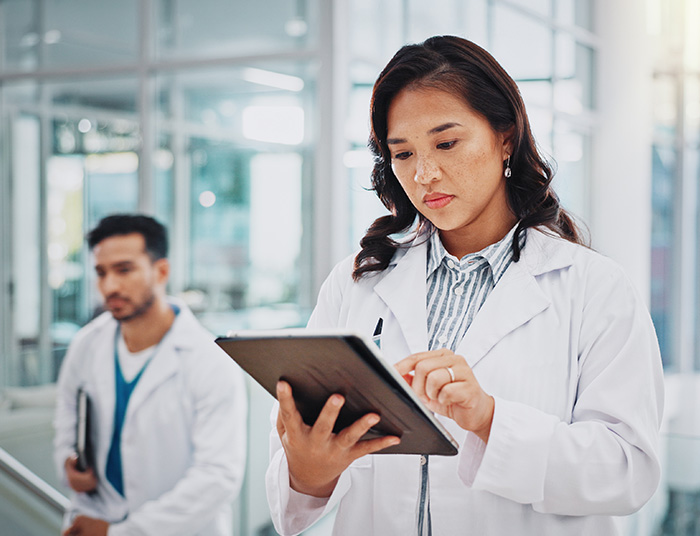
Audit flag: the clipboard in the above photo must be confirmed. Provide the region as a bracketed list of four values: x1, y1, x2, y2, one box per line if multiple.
[215, 329, 459, 456]
[75, 387, 95, 472]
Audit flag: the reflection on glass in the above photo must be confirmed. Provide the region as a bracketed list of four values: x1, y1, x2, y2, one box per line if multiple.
[242, 105, 304, 145]
[155, 63, 312, 332]
[154, 0, 318, 58]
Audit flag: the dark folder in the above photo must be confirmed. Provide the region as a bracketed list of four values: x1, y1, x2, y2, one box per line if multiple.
[75, 387, 95, 471]
[215, 330, 459, 456]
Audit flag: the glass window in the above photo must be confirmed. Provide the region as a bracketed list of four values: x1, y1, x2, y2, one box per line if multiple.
[651, 142, 677, 370]
[492, 6, 553, 82]
[406, 0, 488, 46]
[504, 0, 552, 18]
[551, 123, 590, 220]
[555, 35, 595, 112]
[0, 0, 140, 72]
[154, 63, 314, 333]
[348, 0, 404, 67]
[651, 74, 679, 369]
[43, 77, 141, 375]
[10, 112, 43, 386]
[154, 0, 319, 59]
[557, 0, 594, 31]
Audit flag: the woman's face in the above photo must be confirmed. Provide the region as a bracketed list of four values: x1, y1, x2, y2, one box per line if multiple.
[386, 86, 515, 258]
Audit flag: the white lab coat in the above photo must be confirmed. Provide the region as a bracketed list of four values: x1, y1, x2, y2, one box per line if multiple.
[266, 228, 664, 536]
[54, 298, 247, 536]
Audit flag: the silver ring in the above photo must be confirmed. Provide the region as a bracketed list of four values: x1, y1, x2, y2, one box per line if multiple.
[446, 366, 455, 383]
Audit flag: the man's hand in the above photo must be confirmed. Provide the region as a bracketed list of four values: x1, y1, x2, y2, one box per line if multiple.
[62, 515, 109, 536]
[64, 456, 98, 493]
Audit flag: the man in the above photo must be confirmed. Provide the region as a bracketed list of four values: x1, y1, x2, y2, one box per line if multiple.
[54, 214, 247, 536]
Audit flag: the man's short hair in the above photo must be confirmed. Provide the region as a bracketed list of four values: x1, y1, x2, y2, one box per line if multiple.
[87, 214, 168, 261]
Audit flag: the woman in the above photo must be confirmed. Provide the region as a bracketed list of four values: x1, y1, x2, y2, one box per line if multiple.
[267, 35, 663, 535]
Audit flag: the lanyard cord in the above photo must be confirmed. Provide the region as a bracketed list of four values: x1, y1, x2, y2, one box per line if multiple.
[417, 454, 432, 536]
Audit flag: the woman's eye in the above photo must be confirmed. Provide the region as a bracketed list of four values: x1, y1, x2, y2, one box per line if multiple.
[437, 141, 456, 150]
[393, 151, 412, 161]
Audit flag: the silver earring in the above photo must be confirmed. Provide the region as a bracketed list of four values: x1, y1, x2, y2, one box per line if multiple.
[504, 156, 512, 178]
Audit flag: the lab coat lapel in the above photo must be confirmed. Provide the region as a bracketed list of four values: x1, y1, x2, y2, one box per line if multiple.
[374, 239, 430, 354]
[457, 229, 573, 369]
[124, 311, 189, 419]
[125, 339, 179, 418]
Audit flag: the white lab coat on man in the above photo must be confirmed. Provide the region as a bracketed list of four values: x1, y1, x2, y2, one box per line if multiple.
[54, 298, 247, 536]
[267, 228, 664, 536]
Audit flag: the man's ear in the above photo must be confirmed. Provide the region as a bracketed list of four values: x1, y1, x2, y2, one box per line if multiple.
[154, 258, 170, 286]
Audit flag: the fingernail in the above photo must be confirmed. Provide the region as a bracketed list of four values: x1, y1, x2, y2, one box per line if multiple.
[368, 415, 380, 426]
[276, 381, 286, 394]
[332, 395, 344, 406]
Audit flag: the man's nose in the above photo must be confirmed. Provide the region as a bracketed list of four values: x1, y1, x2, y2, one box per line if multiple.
[413, 156, 440, 184]
[100, 272, 119, 295]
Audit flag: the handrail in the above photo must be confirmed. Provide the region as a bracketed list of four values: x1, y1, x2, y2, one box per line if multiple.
[0, 446, 69, 514]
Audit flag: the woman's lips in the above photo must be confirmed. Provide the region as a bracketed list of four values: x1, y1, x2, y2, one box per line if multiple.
[423, 193, 454, 209]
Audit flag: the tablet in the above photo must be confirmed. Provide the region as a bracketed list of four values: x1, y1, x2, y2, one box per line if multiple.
[215, 329, 459, 456]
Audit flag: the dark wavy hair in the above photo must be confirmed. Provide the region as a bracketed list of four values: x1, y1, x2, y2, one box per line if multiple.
[353, 35, 584, 280]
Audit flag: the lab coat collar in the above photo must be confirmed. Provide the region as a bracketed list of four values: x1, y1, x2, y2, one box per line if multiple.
[374, 227, 575, 364]
[123, 298, 201, 418]
[457, 228, 575, 368]
[373, 234, 431, 354]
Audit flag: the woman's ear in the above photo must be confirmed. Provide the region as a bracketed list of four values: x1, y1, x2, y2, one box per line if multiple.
[501, 126, 515, 159]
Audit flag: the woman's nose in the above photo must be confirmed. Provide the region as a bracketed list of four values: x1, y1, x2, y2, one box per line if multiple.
[413, 156, 440, 184]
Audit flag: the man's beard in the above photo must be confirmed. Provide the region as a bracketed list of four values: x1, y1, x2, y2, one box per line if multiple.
[112, 292, 156, 322]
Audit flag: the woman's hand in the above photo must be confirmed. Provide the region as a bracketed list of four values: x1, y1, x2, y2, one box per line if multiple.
[276, 380, 400, 498]
[395, 349, 495, 443]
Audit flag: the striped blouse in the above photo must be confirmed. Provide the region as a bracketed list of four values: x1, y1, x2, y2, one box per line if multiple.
[425, 225, 519, 352]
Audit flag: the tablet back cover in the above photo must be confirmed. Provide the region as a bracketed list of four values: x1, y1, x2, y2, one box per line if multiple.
[216, 331, 458, 456]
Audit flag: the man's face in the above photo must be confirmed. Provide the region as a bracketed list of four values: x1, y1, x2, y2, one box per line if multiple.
[92, 233, 168, 322]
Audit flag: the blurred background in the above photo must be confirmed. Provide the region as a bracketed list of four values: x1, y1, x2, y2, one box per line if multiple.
[0, 0, 697, 534]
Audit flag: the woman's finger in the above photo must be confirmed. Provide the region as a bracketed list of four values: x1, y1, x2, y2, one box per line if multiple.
[424, 366, 456, 401]
[335, 412, 381, 448]
[351, 434, 401, 458]
[311, 393, 345, 439]
[276, 381, 304, 432]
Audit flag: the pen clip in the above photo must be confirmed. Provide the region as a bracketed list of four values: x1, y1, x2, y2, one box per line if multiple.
[372, 318, 383, 348]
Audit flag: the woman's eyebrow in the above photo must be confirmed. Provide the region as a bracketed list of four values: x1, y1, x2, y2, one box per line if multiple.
[429, 122, 461, 134]
[387, 122, 462, 145]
